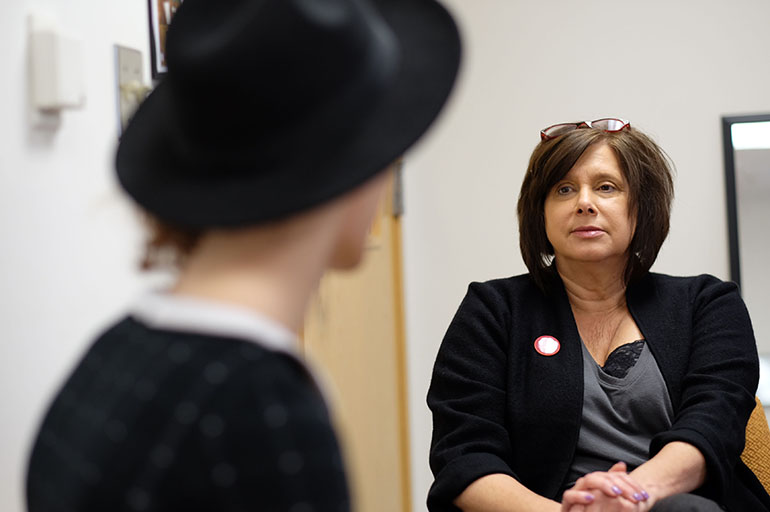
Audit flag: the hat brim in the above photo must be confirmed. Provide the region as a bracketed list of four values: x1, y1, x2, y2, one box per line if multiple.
[116, 0, 461, 228]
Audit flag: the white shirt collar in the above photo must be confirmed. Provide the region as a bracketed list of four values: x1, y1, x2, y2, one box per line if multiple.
[129, 291, 336, 405]
[129, 291, 301, 359]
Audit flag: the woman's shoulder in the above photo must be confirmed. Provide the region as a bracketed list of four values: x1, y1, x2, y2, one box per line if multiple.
[642, 272, 738, 293]
[633, 272, 742, 310]
[453, 273, 552, 324]
[464, 273, 543, 303]
[468, 272, 538, 291]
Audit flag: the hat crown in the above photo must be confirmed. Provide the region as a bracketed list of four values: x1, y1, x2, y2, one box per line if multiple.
[163, 0, 399, 164]
[116, 0, 461, 228]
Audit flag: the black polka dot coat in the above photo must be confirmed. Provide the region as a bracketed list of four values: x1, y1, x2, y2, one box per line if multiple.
[26, 316, 350, 512]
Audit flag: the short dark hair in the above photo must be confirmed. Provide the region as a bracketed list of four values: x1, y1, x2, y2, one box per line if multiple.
[517, 126, 674, 291]
[139, 213, 201, 271]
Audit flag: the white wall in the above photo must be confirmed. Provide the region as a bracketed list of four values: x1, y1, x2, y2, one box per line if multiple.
[2, 2, 770, 512]
[402, 1, 770, 510]
[0, 2, 153, 511]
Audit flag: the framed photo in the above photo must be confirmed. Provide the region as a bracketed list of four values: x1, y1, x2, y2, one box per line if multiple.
[148, 0, 184, 79]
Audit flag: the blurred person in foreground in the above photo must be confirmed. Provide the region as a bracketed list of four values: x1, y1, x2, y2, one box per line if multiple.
[26, 0, 460, 510]
[427, 119, 770, 511]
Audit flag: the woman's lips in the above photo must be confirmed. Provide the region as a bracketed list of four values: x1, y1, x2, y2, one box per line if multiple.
[572, 226, 605, 238]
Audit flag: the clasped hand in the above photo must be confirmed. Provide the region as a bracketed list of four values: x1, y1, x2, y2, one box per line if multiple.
[561, 462, 653, 512]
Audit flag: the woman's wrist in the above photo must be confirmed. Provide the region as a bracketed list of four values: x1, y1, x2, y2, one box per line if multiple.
[628, 441, 707, 503]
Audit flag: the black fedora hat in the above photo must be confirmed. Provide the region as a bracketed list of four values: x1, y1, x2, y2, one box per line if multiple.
[116, 0, 461, 228]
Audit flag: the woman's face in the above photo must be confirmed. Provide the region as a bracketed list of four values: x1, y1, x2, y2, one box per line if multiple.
[544, 142, 636, 269]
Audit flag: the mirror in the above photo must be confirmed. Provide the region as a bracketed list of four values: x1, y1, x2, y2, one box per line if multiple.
[722, 113, 770, 404]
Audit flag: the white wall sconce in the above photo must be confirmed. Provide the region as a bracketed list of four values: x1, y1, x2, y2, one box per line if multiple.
[28, 13, 86, 113]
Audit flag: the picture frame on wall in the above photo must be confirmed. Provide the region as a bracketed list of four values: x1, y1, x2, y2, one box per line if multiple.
[148, 0, 184, 79]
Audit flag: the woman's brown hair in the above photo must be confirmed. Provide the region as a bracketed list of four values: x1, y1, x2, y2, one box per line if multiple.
[139, 214, 202, 270]
[517, 126, 674, 291]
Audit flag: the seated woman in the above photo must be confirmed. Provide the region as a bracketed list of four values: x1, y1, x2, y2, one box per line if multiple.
[427, 119, 770, 511]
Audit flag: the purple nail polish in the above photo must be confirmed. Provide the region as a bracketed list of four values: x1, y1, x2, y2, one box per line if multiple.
[641, 490, 650, 500]
[586, 494, 594, 502]
[612, 485, 622, 495]
[633, 493, 642, 501]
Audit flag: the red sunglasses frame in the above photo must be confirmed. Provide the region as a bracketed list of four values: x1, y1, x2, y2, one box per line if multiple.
[540, 118, 631, 141]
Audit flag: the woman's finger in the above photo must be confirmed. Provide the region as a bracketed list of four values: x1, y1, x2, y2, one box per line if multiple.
[572, 471, 647, 503]
[583, 492, 641, 512]
[608, 471, 649, 503]
[609, 461, 627, 473]
[561, 488, 596, 511]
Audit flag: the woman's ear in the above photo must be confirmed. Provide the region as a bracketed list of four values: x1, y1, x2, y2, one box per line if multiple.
[329, 169, 392, 270]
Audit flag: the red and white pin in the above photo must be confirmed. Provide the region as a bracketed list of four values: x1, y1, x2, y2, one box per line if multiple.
[534, 335, 561, 356]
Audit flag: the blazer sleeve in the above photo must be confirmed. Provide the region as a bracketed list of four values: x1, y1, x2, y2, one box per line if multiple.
[427, 282, 518, 511]
[650, 275, 759, 502]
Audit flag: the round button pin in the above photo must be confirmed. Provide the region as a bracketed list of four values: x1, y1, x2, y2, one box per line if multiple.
[534, 335, 560, 356]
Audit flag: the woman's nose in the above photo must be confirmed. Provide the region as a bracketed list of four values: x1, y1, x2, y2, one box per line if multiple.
[576, 189, 596, 215]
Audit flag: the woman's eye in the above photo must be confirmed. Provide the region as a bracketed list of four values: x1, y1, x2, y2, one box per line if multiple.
[557, 186, 572, 195]
[599, 184, 615, 192]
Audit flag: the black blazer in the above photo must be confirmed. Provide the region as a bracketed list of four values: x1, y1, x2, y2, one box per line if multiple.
[427, 272, 770, 511]
[27, 317, 350, 512]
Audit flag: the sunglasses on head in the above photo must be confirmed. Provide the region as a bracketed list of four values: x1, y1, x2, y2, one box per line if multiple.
[540, 118, 631, 141]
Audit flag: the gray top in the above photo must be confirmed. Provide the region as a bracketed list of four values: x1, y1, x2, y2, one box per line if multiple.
[562, 340, 674, 492]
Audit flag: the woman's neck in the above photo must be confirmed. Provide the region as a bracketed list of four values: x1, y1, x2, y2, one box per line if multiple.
[171, 213, 340, 334]
[556, 259, 641, 363]
[556, 258, 628, 315]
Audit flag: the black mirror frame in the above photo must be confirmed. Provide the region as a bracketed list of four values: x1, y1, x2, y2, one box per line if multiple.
[722, 112, 770, 289]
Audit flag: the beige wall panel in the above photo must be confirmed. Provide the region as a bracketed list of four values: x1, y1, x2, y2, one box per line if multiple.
[303, 174, 411, 512]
